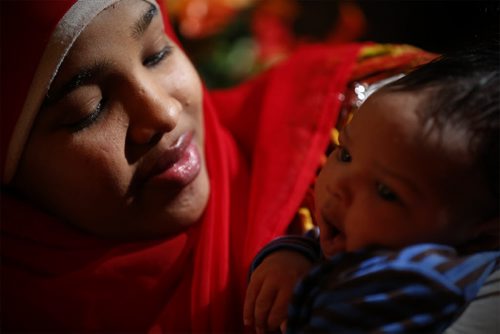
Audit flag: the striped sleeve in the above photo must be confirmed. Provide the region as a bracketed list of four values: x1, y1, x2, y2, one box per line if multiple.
[286, 244, 500, 334]
[250, 232, 321, 274]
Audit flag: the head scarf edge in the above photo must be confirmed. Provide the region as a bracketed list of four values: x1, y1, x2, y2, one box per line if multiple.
[3, 0, 128, 183]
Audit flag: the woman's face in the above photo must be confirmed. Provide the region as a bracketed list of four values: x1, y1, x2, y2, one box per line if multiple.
[12, 0, 209, 239]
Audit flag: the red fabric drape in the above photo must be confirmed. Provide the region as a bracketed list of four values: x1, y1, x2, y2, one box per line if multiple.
[0, 0, 362, 332]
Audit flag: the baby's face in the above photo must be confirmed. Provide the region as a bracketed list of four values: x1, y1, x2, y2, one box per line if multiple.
[315, 89, 487, 257]
[12, 0, 209, 239]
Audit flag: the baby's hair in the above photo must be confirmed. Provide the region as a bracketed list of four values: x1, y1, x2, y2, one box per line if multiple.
[386, 42, 500, 207]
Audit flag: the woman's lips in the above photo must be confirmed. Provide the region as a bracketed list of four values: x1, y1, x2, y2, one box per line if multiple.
[145, 132, 201, 187]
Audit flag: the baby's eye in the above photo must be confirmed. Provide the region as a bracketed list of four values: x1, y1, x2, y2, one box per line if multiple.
[376, 182, 399, 202]
[143, 45, 172, 67]
[336, 146, 352, 163]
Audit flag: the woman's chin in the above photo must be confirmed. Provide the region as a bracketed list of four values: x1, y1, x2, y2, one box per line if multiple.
[137, 164, 210, 236]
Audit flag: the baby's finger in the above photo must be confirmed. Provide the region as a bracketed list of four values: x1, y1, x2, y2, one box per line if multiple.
[266, 287, 292, 330]
[280, 320, 287, 334]
[243, 275, 264, 327]
[254, 280, 278, 331]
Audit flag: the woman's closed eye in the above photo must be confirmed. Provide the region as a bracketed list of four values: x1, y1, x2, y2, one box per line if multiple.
[68, 97, 107, 132]
[143, 44, 172, 67]
[67, 45, 173, 132]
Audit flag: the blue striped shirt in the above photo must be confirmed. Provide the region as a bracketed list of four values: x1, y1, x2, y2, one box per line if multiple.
[251, 236, 500, 333]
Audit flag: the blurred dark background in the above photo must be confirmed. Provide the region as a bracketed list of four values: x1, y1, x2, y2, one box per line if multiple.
[167, 0, 500, 88]
[357, 1, 499, 53]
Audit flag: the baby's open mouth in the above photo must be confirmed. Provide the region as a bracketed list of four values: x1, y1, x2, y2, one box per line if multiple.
[320, 211, 346, 257]
[320, 210, 341, 237]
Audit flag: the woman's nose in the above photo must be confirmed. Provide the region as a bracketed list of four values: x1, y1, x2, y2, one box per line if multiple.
[126, 81, 180, 145]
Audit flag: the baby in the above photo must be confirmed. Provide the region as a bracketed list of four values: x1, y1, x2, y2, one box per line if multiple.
[244, 44, 500, 333]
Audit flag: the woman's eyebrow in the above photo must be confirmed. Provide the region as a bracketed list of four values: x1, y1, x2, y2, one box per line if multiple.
[44, 61, 110, 107]
[44, 4, 158, 107]
[131, 3, 158, 40]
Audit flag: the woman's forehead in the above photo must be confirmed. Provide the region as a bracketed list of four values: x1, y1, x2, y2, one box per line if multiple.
[47, 0, 163, 96]
[71, 0, 160, 45]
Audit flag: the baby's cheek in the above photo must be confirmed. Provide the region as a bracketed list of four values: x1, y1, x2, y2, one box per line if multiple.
[345, 237, 365, 252]
[343, 215, 376, 252]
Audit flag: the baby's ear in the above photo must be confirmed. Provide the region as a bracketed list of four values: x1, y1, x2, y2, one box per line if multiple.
[457, 216, 499, 253]
[470, 216, 500, 251]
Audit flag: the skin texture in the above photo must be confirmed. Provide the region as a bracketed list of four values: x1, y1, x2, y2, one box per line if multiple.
[12, 0, 210, 239]
[243, 250, 313, 333]
[244, 89, 494, 333]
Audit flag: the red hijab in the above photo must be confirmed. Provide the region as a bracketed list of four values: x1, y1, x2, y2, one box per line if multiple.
[0, 0, 361, 332]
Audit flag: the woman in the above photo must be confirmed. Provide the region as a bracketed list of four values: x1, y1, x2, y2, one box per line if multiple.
[0, 0, 433, 332]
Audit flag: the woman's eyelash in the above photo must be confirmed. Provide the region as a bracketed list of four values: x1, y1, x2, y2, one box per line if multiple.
[68, 45, 172, 132]
[70, 99, 106, 132]
[143, 45, 172, 67]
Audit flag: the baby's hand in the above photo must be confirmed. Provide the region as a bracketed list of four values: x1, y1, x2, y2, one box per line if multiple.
[243, 250, 314, 333]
